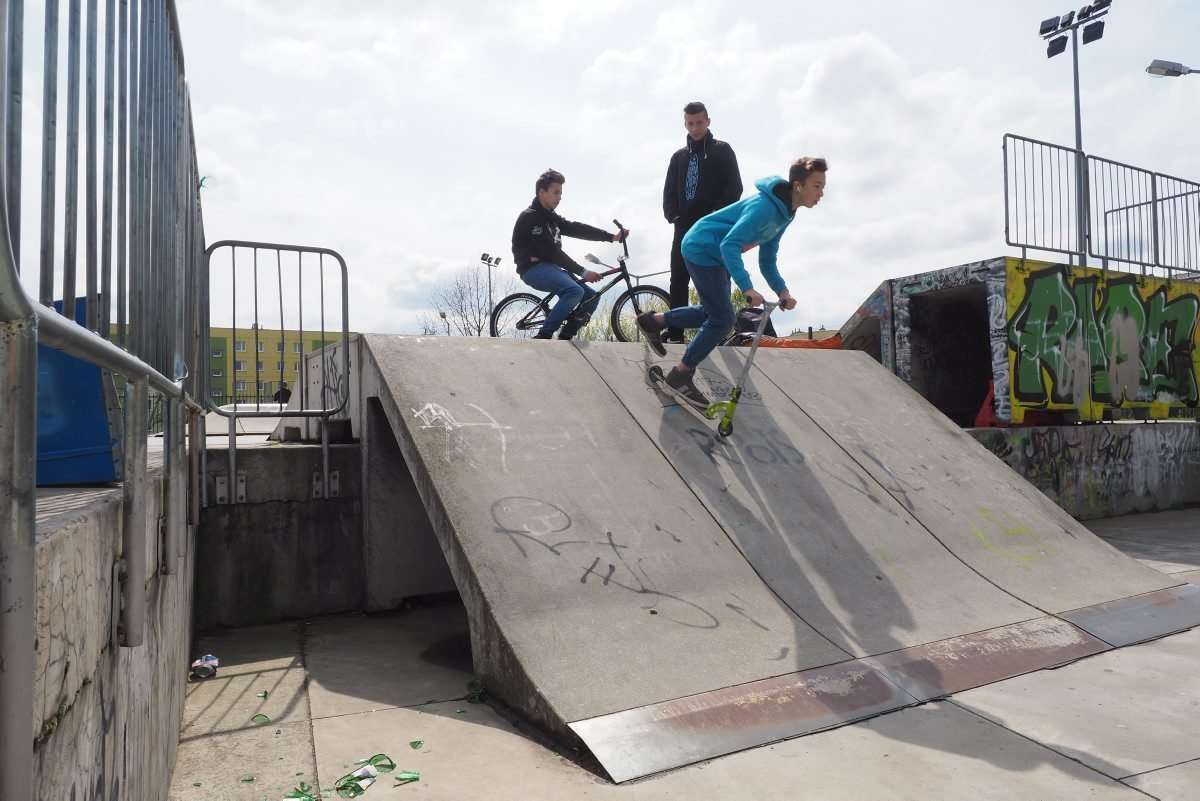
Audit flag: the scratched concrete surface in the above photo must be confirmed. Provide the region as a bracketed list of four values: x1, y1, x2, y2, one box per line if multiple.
[357, 336, 1200, 781]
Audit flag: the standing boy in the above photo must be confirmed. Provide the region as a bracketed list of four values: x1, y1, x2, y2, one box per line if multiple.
[511, 169, 625, 340]
[639, 157, 828, 407]
[662, 102, 742, 343]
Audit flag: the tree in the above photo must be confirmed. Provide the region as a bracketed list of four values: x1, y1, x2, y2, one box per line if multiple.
[427, 267, 518, 336]
[430, 267, 491, 336]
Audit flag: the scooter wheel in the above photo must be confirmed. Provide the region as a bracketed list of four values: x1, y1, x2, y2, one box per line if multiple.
[718, 420, 733, 437]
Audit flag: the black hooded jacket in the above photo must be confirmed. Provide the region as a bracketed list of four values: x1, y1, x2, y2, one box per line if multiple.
[663, 131, 742, 226]
[511, 199, 612, 276]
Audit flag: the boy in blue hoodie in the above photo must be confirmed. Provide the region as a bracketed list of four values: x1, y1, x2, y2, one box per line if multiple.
[638, 157, 828, 408]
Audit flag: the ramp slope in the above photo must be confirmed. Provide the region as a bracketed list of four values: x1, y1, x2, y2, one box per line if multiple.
[752, 348, 1200, 642]
[363, 336, 1200, 782]
[363, 335, 847, 733]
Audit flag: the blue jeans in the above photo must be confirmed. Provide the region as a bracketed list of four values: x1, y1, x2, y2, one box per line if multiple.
[662, 260, 734, 368]
[521, 262, 599, 338]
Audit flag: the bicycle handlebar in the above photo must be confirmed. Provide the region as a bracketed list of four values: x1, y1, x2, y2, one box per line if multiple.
[613, 218, 630, 257]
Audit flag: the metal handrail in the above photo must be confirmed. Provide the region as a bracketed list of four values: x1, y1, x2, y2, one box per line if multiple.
[2, 2, 207, 798]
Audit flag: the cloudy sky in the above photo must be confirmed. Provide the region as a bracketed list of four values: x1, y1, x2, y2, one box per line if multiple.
[46, 0, 1200, 336]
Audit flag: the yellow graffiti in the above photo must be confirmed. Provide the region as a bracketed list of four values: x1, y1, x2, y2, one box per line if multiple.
[970, 507, 1050, 563]
[1006, 257, 1200, 423]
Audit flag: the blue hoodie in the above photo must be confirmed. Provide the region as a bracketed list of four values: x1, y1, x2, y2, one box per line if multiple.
[680, 176, 792, 295]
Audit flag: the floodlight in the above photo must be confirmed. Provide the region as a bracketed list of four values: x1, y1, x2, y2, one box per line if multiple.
[1059, 10, 1075, 28]
[481, 252, 489, 260]
[1039, 15, 1061, 35]
[1091, 0, 1111, 10]
[1078, 4, 1093, 21]
[1047, 35, 1069, 58]
[1082, 20, 1105, 44]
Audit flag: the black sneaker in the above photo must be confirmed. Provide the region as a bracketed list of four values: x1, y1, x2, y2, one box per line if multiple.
[666, 367, 710, 409]
[636, 312, 668, 357]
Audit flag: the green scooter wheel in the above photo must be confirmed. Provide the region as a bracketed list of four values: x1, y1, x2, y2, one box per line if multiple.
[718, 419, 733, 437]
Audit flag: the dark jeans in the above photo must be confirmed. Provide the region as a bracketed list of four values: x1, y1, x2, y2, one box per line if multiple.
[662, 259, 735, 369]
[667, 219, 696, 342]
[521, 262, 600, 339]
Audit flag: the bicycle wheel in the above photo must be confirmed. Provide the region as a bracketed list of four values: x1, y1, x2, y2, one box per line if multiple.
[610, 285, 672, 343]
[490, 292, 548, 338]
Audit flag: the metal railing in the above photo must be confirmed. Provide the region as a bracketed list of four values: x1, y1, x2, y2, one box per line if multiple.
[1004, 132, 1200, 279]
[0, 2, 206, 799]
[205, 240, 350, 501]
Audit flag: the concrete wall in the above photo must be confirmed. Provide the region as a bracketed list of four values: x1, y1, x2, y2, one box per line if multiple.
[971, 422, 1200, 520]
[31, 465, 193, 801]
[362, 396, 457, 610]
[195, 444, 363, 630]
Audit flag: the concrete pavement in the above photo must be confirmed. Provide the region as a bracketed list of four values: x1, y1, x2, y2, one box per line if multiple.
[170, 506, 1200, 800]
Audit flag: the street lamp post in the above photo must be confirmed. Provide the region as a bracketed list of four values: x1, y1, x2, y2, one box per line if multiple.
[479, 253, 502, 314]
[1146, 59, 1195, 78]
[439, 311, 450, 336]
[1039, 0, 1112, 266]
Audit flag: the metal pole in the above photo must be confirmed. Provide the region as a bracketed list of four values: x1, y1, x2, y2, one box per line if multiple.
[0, 9, 34, 784]
[6, 0, 23, 267]
[0, 317, 35, 801]
[64, 0, 81, 320]
[85, 0, 98, 330]
[117, 0, 126, 345]
[121, 375, 147, 645]
[38, 0, 59, 306]
[100, 0, 115, 337]
[1071, 25, 1087, 267]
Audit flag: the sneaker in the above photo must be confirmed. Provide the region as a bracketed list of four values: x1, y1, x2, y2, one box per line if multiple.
[666, 367, 710, 409]
[636, 312, 668, 357]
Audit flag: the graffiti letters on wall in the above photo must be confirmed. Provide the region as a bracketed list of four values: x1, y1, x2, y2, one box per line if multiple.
[1006, 259, 1200, 422]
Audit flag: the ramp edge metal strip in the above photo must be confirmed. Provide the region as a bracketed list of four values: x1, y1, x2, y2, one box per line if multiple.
[863, 616, 1109, 702]
[570, 658, 916, 784]
[1059, 582, 1200, 647]
[570, 615, 1113, 783]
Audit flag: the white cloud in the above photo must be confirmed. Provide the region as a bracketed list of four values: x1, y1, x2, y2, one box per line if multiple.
[161, 0, 1200, 340]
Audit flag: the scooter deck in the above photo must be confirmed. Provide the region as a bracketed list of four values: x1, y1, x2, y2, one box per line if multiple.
[646, 365, 722, 430]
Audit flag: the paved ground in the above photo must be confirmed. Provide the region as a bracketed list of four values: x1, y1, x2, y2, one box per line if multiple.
[170, 509, 1199, 800]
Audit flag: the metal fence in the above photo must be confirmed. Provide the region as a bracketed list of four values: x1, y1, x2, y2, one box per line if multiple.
[0, 2, 206, 799]
[1005, 132, 1200, 279]
[205, 240, 351, 501]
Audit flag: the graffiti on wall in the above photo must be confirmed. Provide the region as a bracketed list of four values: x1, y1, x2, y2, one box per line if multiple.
[839, 281, 893, 369]
[1006, 260, 1200, 422]
[976, 423, 1200, 518]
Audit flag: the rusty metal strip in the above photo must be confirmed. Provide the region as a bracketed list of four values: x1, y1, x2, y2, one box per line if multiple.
[864, 617, 1109, 702]
[569, 659, 915, 784]
[1060, 582, 1200, 647]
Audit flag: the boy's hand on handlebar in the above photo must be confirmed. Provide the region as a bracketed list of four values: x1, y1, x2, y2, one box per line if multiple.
[778, 291, 797, 311]
[582, 270, 602, 283]
[744, 288, 765, 307]
[612, 228, 629, 243]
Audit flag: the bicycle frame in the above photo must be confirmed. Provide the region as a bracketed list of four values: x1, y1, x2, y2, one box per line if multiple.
[513, 221, 649, 331]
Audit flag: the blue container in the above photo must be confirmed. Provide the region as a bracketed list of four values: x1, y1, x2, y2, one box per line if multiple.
[36, 298, 122, 485]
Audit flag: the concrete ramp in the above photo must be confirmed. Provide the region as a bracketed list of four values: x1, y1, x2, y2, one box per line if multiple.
[361, 335, 1200, 783]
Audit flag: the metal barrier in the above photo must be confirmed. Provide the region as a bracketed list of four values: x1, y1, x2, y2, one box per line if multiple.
[1003, 133, 1087, 261]
[0, 2, 205, 799]
[1004, 132, 1200, 279]
[1155, 173, 1200, 278]
[1088, 154, 1158, 271]
[205, 240, 350, 501]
